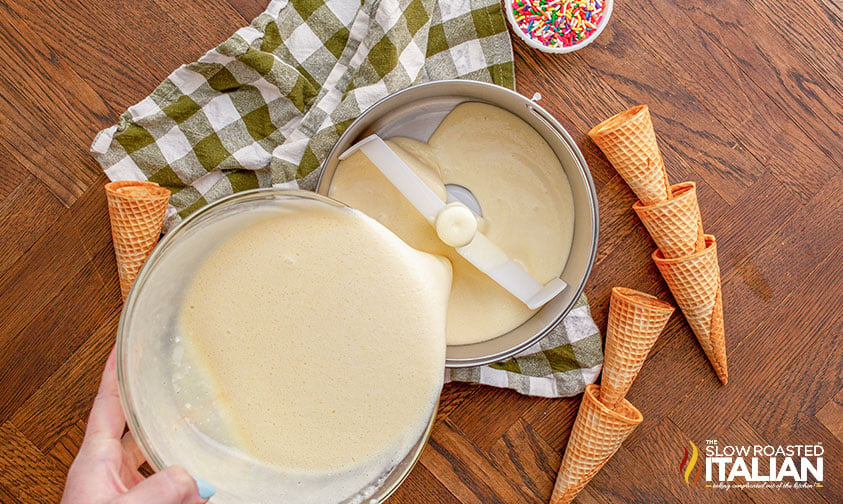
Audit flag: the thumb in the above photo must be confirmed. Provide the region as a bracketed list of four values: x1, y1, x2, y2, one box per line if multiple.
[113, 466, 213, 504]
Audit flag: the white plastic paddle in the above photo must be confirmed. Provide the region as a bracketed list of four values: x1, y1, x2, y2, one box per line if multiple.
[339, 135, 566, 310]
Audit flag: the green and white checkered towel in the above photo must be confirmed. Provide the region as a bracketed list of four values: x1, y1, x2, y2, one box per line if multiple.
[91, 0, 602, 398]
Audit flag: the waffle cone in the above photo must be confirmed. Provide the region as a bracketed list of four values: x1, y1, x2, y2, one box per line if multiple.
[105, 181, 170, 300]
[653, 235, 728, 384]
[600, 288, 675, 410]
[633, 182, 705, 259]
[589, 105, 671, 205]
[550, 384, 643, 504]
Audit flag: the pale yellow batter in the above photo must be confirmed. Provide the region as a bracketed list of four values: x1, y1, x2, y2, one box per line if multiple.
[329, 102, 575, 345]
[178, 199, 451, 495]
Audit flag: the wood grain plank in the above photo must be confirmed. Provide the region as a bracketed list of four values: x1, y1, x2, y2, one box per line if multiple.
[792, 417, 843, 504]
[595, 320, 720, 452]
[819, 0, 843, 19]
[389, 462, 460, 504]
[69, 174, 113, 254]
[706, 418, 820, 504]
[706, 171, 798, 278]
[571, 416, 758, 504]
[747, 0, 843, 96]
[631, 171, 832, 393]
[513, 43, 632, 187]
[0, 7, 113, 140]
[0, 12, 110, 204]
[614, 0, 841, 203]
[448, 383, 540, 451]
[672, 0, 843, 160]
[581, 220, 668, 333]
[60, 173, 123, 294]
[0, 212, 91, 357]
[591, 175, 642, 268]
[47, 420, 86, 470]
[576, 487, 614, 504]
[12, 310, 118, 451]
[668, 241, 843, 442]
[572, 30, 760, 204]
[0, 175, 65, 277]
[606, 418, 747, 503]
[0, 483, 22, 504]
[626, 171, 797, 361]
[520, 395, 580, 453]
[608, 172, 796, 371]
[580, 172, 815, 446]
[717, 175, 842, 341]
[487, 419, 560, 503]
[0, 246, 119, 423]
[815, 388, 843, 444]
[3, 0, 212, 112]
[0, 91, 97, 205]
[0, 0, 840, 501]
[584, 161, 780, 344]
[153, 0, 247, 51]
[750, 310, 842, 439]
[0, 142, 26, 200]
[514, 40, 705, 192]
[438, 382, 479, 420]
[420, 419, 527, 504]
[746, 408, 842, 504]
[224, 0, 266, 22]
[65, 174, 120, 287]
[0, 422, 66, 503]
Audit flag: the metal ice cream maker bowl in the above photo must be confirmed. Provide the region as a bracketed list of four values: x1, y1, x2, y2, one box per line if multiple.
[317, 80, 599, 367]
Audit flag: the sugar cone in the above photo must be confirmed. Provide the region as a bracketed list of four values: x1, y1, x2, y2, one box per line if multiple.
[633, 182, 705, 259]
[550, 384, 643, 504]
[652, 235, 728, 384]
[589, 105, 671, 205]
[599, 288, 675, 410]
[105, 181, 170, 300]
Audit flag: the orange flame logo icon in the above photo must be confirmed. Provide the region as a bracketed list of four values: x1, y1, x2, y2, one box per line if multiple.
[679, 440, 703, 486]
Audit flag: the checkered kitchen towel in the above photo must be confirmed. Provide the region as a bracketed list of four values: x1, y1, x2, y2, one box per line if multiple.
[91, 0, 602, 398]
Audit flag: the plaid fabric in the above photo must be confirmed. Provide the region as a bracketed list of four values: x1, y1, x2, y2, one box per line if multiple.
[91, 0, 602, 398]
[91, 0, 514, 230]
[447, 296, 603, 397]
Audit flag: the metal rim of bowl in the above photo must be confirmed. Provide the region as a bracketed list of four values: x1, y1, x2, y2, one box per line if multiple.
[116, 188, 438, 503]
[316, 80, 599, 368]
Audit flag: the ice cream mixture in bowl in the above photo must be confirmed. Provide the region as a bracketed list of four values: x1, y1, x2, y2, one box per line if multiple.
[117, 81, 598, 502]
[117, 190, 451, 503]
[318, 80, 598, 366]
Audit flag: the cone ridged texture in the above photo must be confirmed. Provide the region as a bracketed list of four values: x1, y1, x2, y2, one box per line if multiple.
[550, 384, 643, 504]
[633, 182, 705, 259]
[653, 235, 728, 384]
[600, 288, 675, 410]
[589, 105, 671, 205]
[105, 181, 170, 300]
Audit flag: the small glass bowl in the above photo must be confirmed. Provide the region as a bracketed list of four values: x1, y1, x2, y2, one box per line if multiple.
[505, 0, 614, 54]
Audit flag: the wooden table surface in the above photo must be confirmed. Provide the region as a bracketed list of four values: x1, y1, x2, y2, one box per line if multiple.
[1, 0, 841, 502]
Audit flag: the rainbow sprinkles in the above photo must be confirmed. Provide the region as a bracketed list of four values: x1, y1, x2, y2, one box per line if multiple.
[512, 0, 607, 49]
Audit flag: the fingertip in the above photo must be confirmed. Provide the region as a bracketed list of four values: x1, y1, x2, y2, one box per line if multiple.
[194, 477, 215, 500]
[160, 466, 202, 503]
[112, 466, 209, 504]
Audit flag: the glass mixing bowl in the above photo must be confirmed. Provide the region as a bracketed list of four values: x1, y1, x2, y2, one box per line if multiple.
[116, 189, 438, 503]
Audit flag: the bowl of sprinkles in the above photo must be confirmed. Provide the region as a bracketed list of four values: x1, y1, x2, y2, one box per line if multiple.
[507, 0, 612, 53]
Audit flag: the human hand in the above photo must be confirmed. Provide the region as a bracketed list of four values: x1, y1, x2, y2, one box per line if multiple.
[61, 347, 215, 504]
